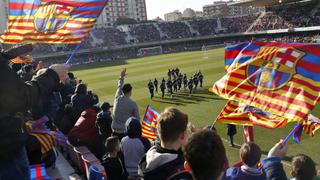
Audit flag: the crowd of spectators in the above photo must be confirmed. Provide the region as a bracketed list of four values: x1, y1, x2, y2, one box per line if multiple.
[159, 22, 193, 39]
[251, 2, 320, 32]
[130, 24, 161, 43]
[221, 14, 260, 33]
[189, 19, 218, 36]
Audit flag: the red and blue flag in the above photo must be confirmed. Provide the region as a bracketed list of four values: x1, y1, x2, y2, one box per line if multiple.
[0, 0, 108, 44]
[142, 105, 159, 141]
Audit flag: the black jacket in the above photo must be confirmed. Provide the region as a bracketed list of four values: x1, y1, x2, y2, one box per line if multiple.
[0, 63, 60, 159]
[96, 111, 113, 141]
[138, 142, 192, 180]
[102, 156, 128, 180]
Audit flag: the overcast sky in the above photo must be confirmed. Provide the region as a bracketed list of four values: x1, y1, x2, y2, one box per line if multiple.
[145, 0, 216, 20]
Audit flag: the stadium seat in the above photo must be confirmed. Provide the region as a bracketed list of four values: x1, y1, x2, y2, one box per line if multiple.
[81, 153, 100, 179]
[88, 164, 107, 180]
[73, 146, 91, 174]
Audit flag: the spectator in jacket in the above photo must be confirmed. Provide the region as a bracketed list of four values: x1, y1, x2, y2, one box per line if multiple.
[68, 106, 104, 159]
[121, 117, 150, 179]
[262, 140, 288, 180]
[224, 142, 266, 179]
[71, 83, 99, 120]
[184, 129, 227, 180]
[96, 102, 113, 142]
[139, 107, 192, 180]
[102, 136, 128, 180]
[290, 154, 317, 180]
[0, 45, 69, 180]
[112, 69, 139, 140]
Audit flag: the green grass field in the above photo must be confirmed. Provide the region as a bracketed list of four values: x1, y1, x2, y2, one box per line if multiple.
[72, 48, 320, 172]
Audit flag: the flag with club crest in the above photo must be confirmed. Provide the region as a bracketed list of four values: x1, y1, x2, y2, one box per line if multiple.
[0, 0, 108, 44]
[213, 42, 320, 122]
[142, 105, 159, 141]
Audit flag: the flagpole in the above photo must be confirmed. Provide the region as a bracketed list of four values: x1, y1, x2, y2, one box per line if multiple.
[65, 42, 83, 65]
[284, 123, 301, 143]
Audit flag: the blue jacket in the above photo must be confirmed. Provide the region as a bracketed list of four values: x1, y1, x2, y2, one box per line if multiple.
[262, 157, 287, 180]
[223, 166, 266, 180]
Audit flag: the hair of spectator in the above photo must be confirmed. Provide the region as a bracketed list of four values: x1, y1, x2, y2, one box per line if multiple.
[105, 136, 120, 153]
[292, 154, 316, 180]
[122, 83, 132, 94]
[157, 107, 188, 142]
[240, 142, 261, 167]
[184, 129, 226, 180]
[101, 102, 111, 112]
[75, 83, 87, 95]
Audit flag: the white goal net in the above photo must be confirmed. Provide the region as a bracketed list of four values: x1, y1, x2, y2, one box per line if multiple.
[138, 46, 163, 57]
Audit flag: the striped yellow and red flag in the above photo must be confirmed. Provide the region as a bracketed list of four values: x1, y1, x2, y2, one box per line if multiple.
[214, 42, 320, 122]
[0, 0, 108, 44]
[217, 100, 288, 129]
[301, 114, 320, 137]
[142, 105, 159, 141]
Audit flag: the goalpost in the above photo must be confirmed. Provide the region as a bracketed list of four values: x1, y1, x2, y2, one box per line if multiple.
[138, 46, 163, 57]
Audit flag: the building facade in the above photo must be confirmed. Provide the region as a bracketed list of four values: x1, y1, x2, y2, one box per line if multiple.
[164, 10, 182, 21]
[203, 0, 264, 17]
[96, 0, 147, 27]
[0, 0, 8, 34]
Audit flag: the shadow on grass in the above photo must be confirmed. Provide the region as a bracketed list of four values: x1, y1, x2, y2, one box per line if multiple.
[151, 87, 225, 106]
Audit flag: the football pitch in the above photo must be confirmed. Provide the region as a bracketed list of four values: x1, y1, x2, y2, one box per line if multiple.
[72, 48, 320, 171]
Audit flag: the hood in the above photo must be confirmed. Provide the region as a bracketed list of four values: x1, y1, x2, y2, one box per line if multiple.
[145, 146, 178, 171]
[138, 143, 185, 180]
[126, 117, 142, 138]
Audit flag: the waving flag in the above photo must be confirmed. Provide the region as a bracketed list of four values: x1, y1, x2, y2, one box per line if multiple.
[142, 105, 159, 141]
[30, 164, 51, 180]
[217, 100, 288, 129]
[0, 0, 108, 44]
[243, 126, 254, 143]
[293, 114, 320, 143]
[213, 42, 320, 122]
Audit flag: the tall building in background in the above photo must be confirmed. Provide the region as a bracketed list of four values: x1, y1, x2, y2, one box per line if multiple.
[96, 0, 147, 27]
[128, 0, 147, 21]
[0, 0, 8, 34]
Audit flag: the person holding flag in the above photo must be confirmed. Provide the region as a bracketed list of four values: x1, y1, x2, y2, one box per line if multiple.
[0, 45, 69, 179]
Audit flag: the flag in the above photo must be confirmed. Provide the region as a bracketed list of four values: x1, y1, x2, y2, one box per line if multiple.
[243, 126, 254, 143]
[293, 124, 303, 144]
[213, 42, 320, 122]
[217, 100, 288, 129]
[142, 105, 159, 141]
[11, 55, 33, 64]
[0, 0, 108, 44]
[30, 164, 51, 180]
[293, 115, 320, 143]
[26, 116, 56, 154]
[302, 114, 320, 137]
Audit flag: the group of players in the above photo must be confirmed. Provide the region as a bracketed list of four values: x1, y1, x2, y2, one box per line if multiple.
[147, 68, 204, 99]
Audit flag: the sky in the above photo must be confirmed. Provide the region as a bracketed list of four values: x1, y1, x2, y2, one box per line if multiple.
[145, 0, 217, 20]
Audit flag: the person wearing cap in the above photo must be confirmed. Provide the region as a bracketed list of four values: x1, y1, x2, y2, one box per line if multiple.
[112, 69, 140, 140]
[0, 45, 69, 179]
[96, 102, 113, 142]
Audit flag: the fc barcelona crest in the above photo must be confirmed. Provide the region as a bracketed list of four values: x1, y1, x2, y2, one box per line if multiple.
[246, 46, 305, 91]
[34, 3, 74, 33]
